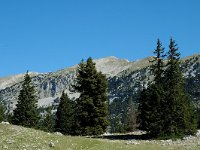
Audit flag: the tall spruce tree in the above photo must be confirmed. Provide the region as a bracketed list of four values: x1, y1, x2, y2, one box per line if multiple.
[12, 71, 39, 128]
[151, 39, 165, 84]
[163, 38, 197, 136]
[55, 91, 74, 135]
[138, 39, 166, 137]
[74, 57, 108, 135]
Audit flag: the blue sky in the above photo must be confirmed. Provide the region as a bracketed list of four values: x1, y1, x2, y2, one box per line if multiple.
[0, 0, 199, 77]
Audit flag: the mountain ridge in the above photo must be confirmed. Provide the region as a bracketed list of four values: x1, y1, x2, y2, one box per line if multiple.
[0, 54, 199, 112]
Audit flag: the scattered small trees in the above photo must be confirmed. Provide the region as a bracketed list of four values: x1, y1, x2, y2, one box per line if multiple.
[2, 40, 196, 138]
[9, 58, 108, 135]
[12, 71, 39, 128]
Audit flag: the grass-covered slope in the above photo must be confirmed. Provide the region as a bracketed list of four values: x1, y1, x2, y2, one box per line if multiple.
[0, 124, 163, 150]
[0, 123, 200, 150]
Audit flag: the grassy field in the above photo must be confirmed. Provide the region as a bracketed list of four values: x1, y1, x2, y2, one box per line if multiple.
[0, 123, 199, 150]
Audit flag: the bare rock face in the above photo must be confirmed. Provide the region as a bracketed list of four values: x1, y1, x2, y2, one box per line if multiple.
[0, 67, 77, 111]
[0, 55, 199, 112]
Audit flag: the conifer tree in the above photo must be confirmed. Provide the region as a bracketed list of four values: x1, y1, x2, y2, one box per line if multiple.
[163, 38, 197, 136]
[138, 38, 197, 138]
[151, 39, 165, 84]
[74, 57, 108, 135]
[55, 91, 74, 135]
[138, 39, 165, 137]
[12, 71, 39, 128]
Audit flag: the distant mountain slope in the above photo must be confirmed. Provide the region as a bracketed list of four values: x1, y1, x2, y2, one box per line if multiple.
[0, 54, 199, 112]
[0, 72, 39, 90]
[109, 54, 200, 103]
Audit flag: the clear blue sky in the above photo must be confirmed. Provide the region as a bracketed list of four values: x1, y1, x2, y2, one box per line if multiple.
[0, 0, 199, 77]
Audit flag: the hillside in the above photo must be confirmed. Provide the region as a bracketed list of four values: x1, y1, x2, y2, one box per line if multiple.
[0, 54, 199, 113]
[0, 123, 200, 150]
[109, 54, 200, 102]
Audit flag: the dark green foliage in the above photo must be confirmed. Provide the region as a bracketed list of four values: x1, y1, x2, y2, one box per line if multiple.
[138, 84, 165, 137]
[138, 39, 166, 137]
[55, 91, 74, 135]
[12, 72, 39, 128]
[0, 103, 5, 122]
[150, 39, 165, 83]
[197, 109, 200, 129]
[162, 38, 197, 137]
[40, 107, 55, 132]
[5, 113, 13, 123]
[107, 55, 200, 134]
[74, 57, 108, 135]
[138, 38, 197, 138]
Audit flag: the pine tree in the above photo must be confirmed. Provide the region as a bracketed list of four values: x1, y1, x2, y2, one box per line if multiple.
[12, 71, 39, 128]
[138, 38, 197, 138]
[163, 38, 197, 136]
[148, 39, 166, 136]
[138, 39, 165, 137]
[55, 91, 74, 135]
[151, 39, 165, 84]
[74, 57, 108, 135]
